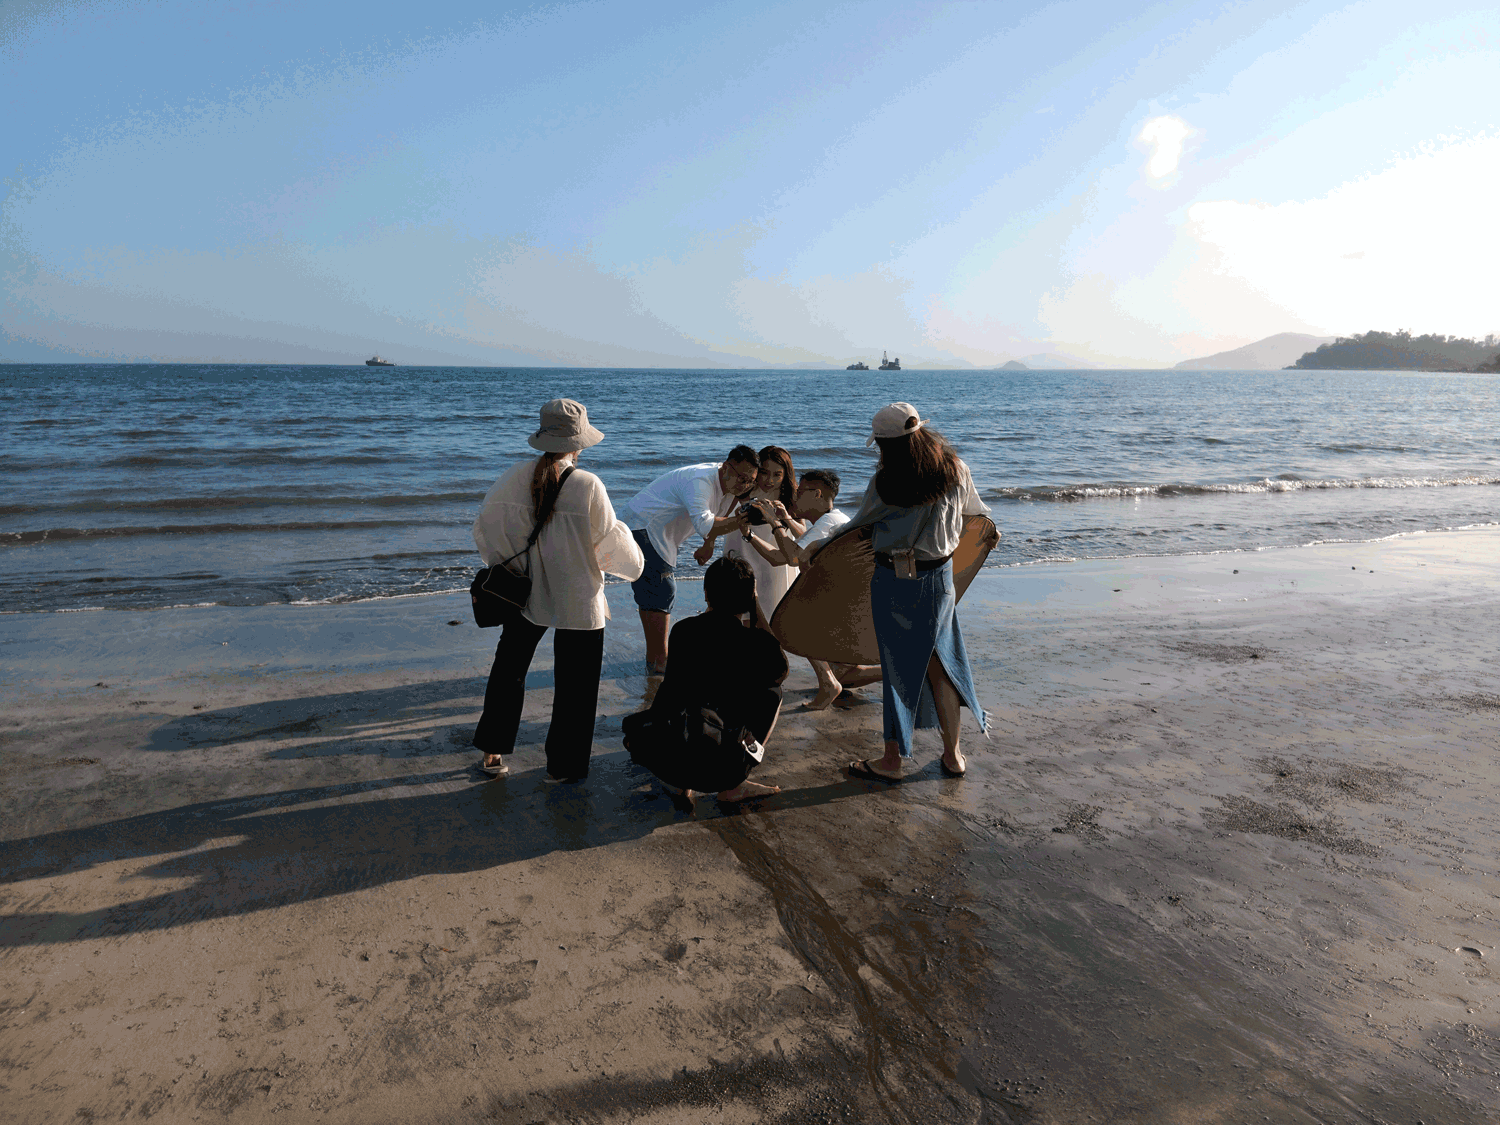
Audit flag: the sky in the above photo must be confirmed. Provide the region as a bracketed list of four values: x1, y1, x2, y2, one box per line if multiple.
[2, 0, 1496, 368]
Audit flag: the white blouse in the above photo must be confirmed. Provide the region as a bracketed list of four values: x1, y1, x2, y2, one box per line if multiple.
[472, 459, 645, 631]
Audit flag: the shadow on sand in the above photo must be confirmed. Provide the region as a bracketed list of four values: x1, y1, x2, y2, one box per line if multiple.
[1, 679, 894, 948]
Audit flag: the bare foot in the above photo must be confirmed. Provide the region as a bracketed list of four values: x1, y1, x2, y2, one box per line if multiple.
[716, 780, 781, 801]
[802, 679, 843, 711]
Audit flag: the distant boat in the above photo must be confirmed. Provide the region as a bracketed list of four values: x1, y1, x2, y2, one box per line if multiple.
[846, 361, 870, 370]
[878, 350, 901, 371]
[365, 355, 396, 366]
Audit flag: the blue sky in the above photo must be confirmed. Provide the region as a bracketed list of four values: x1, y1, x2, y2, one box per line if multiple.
[3, 0, 1496, 366]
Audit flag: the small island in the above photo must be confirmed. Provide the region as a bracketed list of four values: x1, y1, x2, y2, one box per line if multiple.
[1000, 359, 1028, 370]
[1287, 330, 1500, 372]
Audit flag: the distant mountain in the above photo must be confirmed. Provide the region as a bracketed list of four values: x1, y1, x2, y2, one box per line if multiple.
[1289, 330, 1500, 371]
[1174, 333, 1335, 370]
[1000, 359, 1028, 370]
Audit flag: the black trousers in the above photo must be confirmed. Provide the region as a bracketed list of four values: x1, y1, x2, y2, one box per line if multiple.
[472, 615, 604, 780]
[625, 686, 782, 793]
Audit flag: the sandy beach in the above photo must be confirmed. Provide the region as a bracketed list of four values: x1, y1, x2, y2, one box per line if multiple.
[3, 528, 1498, 1124]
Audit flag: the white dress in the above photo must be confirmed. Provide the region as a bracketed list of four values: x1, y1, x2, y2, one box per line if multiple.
[720, 487, 794, 622]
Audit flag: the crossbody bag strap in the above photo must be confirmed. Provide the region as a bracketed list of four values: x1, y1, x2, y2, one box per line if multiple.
[497, 464, 577, 571]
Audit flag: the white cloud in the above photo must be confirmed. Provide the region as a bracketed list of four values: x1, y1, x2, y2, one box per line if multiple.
[1138, 115, 1192, 180]
[1185, 133, 1500, 336]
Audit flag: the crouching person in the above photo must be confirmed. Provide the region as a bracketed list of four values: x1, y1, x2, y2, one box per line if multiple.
[621, 557, 787, 803]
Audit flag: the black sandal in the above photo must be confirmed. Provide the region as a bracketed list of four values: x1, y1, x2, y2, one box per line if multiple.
[847, 759, 903, 783]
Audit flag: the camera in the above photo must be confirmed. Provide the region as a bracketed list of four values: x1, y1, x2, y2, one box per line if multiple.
[738, 501, 768, 526]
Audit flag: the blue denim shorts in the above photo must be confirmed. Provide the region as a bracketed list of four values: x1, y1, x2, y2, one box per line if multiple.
[629, 529, 676, 613]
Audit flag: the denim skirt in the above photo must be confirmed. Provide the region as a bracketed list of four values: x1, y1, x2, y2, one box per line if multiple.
[871, 560, 987, 757]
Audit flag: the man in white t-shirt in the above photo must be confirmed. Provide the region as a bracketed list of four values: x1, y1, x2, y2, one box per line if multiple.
[741, 468, 883, 710]
[618, 445, 761, 674]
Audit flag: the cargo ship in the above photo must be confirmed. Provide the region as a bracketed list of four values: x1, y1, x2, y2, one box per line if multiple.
[365, 355, 396, 367]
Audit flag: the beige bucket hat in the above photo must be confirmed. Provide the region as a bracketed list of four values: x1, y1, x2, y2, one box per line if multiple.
[528, 398, 605, 452]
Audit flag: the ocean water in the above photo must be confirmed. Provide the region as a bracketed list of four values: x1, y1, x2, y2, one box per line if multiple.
[2, 364, 1497, 613]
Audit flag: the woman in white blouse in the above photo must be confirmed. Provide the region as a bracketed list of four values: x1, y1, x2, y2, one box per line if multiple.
[838, 402, 995, 783]
[471, 399, 644, 782]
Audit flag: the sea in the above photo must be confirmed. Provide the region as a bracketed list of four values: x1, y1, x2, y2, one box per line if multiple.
[2, 364, 1497, 614]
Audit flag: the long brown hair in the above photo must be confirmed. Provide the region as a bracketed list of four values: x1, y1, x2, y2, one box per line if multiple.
[531, 451, 572, 524]
[758, 445, 796, 507]
[874, 426, 963, 507]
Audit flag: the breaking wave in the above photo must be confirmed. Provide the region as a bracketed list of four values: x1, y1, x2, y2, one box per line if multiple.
[986, 474, 1500, 502]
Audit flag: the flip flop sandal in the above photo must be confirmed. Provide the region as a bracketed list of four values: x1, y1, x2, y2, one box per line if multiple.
[939, 760, 966, 778]
[479, 755, 509, 777]
[847, 758, 903, 783]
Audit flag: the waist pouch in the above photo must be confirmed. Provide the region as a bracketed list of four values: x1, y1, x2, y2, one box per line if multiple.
[873, 550, 951, 574]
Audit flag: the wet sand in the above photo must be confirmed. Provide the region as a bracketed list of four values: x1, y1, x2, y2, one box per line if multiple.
[2, 529, 1498, 1124]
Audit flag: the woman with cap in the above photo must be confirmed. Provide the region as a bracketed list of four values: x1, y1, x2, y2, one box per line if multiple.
[839, 402, 995, 781]
[471, 399, 644, 782]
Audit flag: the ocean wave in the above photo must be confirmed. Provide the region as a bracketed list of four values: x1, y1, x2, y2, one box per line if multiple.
[95, 450, 488, 470]
[985, 521, 1500, 569]
[0, 491, 483, 518]
[0, 517, 460, 546]
[986, 474, 1500, 502]
[1316, 442, 1420, 454]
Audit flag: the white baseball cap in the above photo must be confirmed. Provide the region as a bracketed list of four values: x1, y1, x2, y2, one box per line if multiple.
[866, 402, 928, 446]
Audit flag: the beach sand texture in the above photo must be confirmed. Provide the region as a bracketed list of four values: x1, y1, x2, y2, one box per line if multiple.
[3, 529, 1498, 1124]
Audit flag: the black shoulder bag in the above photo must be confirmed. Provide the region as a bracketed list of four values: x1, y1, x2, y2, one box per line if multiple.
[470, 466, 576, 628]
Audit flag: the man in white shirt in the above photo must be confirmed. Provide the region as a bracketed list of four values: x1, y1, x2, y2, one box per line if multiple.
[618, 445, 761, 673]
[740, 468, 883, 710]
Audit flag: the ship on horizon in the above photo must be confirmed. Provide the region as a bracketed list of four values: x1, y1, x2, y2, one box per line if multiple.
[365, 355, 396, 366]
[878, 351, 901, 370]
[846, 360, 870, 370]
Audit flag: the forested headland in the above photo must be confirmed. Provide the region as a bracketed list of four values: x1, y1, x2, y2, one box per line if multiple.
[1289, 330, 1500, 371]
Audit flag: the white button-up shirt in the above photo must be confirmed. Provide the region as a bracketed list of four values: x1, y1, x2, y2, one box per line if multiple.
[618, 463, 737, 566]
[472, 459, 644, 631]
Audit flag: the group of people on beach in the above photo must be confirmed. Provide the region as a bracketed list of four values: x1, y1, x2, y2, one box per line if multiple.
[470, 396, 995, 805]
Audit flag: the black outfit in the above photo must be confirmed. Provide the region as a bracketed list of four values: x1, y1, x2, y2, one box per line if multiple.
[472, 618, 603, 780]
[624, 610, 786, 793]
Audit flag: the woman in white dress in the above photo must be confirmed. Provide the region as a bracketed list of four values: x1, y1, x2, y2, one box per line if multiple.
[708, 445, 806, 625]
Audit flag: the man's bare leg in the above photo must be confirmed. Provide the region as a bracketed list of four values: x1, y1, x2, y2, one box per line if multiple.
[803, 658, 843, 710]
[831, 662, 883, 689]
[639, 609, 669, 673]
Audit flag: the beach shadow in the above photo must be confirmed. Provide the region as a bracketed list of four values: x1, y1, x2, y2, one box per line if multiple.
[0, 750, 894, 948]
[139, 660, 655, 760]
[138, 676, 486, 758]
[0, 752, 680, 948]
